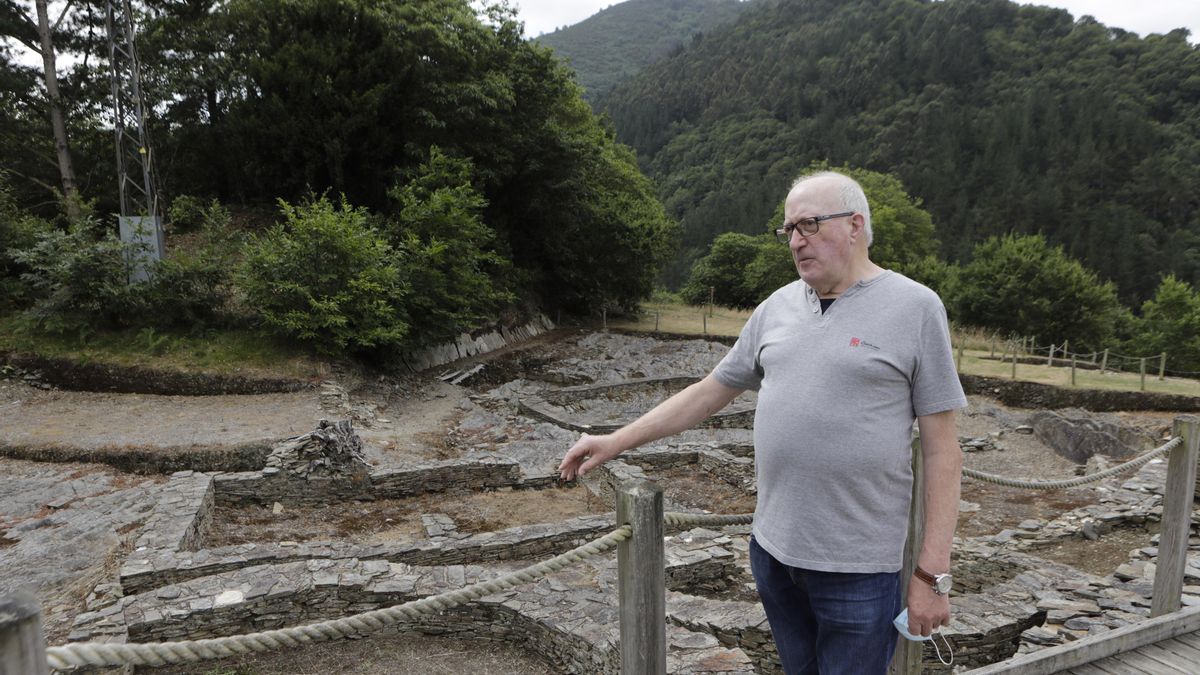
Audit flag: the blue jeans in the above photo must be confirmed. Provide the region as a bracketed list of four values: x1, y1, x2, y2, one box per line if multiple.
[750, 536, 901, 675]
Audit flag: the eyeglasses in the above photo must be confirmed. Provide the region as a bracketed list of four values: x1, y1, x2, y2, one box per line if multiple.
[774, 211, 855, 243]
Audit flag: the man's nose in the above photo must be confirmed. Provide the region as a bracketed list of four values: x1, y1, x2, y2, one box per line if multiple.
[790, 232, 807, 250]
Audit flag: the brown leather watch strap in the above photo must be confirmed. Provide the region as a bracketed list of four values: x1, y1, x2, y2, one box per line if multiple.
[913, 565, 938, 586]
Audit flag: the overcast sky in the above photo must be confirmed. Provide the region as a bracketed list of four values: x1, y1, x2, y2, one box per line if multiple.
[514, 0, 1200, 40]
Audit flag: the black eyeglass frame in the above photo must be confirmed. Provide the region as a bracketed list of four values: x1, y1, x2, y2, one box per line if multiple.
[774, 211, 856, 243]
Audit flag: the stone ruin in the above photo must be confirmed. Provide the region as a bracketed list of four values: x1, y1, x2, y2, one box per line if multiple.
[263, 419, 369, 478]
[51, 332, 1200, 673]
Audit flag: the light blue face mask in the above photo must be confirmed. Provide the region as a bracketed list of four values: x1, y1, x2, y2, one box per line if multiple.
[893, 608, 953, 666]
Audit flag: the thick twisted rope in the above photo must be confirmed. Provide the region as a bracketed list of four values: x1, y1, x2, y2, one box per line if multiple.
[666, 512, 753, 527]
[963, 436, 1181, 489]
[46, 511, 755, 670]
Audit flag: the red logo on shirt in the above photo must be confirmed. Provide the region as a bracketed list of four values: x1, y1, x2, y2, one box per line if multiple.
[850, 337, 861, 347]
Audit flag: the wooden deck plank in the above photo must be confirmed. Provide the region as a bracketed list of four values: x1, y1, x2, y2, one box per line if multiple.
[1171, 631, 1200, 651]
[1061, 663, 1122, 675]
[1135, 640, 1200, 671]
[1152, 635, 1200, 664]
[1102, 650, 1190, 674]
[963, 605, 1200, 674]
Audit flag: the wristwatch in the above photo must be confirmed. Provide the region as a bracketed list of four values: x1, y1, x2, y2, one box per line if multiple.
[914, 566, 953, 595]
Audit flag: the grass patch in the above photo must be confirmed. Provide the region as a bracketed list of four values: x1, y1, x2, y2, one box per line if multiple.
[611, 299, 1200, 398]
[0, 314, 319, 379]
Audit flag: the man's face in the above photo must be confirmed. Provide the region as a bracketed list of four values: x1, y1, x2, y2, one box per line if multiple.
[783, 180, 858, 293]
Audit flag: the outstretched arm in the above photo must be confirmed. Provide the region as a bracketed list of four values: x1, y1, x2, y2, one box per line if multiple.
[558, 374, 745, 481]
[906, 408, 962, 636]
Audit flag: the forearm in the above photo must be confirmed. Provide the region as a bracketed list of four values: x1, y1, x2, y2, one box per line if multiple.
[917, 411, 962, 571]
[608, 374, 743, 452]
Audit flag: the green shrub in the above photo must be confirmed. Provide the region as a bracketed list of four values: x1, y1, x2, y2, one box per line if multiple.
[168, 195, 231, 232]
[384, 148, 513, 346]
[0, 174, 52, 311]
[13, 218, 140, 335]
[237, 196, 409, 355]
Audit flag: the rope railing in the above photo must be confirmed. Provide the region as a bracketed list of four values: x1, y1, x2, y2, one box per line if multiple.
[42, 510, 752, 671]
[963, 436, 1181, 489]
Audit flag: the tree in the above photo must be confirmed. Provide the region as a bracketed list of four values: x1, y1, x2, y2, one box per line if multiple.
[0, 0, 85, 218]
[953, 234, 1123, 349]
[680, 232, 760, 307]
[1131, 276, 1200, 372]
[385, 147, 513, 345]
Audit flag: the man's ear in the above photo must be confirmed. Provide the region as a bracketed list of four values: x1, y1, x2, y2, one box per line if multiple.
[848, 213, 866, 242]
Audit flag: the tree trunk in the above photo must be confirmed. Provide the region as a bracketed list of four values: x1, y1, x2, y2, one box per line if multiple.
[35, 0, 81, 221]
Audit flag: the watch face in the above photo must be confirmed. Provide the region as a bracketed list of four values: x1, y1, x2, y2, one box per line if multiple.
[935, 575, 953, 594]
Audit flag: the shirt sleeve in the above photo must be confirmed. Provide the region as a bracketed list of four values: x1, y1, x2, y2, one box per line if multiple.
[911, 298, 968, 417]
[712, 299, 769, 391]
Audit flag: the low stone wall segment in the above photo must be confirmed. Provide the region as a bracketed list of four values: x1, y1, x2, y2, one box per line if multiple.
[961, 374, 1200, 412]
[0, 440, 272, 474]
[400, 315, 556, 372]
[213, 456, 523, 507]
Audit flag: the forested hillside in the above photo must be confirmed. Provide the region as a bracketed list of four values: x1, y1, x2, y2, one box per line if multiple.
[599, 0, 1200, 301]
[536, 0, 748, 101]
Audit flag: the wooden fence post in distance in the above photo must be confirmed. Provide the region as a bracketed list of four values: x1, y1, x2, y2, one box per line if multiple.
[618, 479, 666, 674]
[1152, 417, 1200, 618]
[1, 592, 50, 675]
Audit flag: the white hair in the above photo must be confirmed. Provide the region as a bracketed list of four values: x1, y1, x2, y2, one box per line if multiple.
[789, 171, 872, 246]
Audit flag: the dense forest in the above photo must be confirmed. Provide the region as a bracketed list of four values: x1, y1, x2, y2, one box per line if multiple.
[536, 0, 748, 101]
[0, 0, 676, 358]
[596, 0, 1200, 302]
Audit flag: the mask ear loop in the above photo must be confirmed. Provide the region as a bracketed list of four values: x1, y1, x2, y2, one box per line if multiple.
[930, 632, 953, 666]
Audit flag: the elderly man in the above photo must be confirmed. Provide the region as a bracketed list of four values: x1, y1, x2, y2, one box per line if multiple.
[559, 170, 965, 674]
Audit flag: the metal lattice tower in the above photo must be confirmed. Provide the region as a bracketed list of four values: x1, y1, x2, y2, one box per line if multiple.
[104, 0, 157, 218]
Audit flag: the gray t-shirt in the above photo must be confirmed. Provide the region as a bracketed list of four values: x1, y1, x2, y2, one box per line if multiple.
[712, 270, 966, 573]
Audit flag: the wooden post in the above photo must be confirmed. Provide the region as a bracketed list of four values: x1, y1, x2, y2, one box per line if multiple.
[602, 307, 607, 330]
[956, 344, 962, 370]
[1062, 339, 1069, 356]
[708, 286, 715, 318]
[1101, 348, 1109, 373]
[1047, 343, 1055, 366]
[990, 336, 996, 358]
[1071, 355, 1076, 386]
[1140, 357, 1147, 391]
[654, 312, 660, 332]
[1000, 341, 1009, 363]
[1090, 351, 1097, 365]
[889, 436, 924, 675]
[702, 313, 707, 334]
[1011, 349, 1018, 380]
[618, 479, 666, 674]
[1151, 417, 1200, 618]
[0, 592, 50, 675]
[1160, 352, 1167, 381]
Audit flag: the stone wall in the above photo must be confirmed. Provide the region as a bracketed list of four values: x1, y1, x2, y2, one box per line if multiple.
[961, 374, 1200, 412]
[122, 514, 617, 595]
[400, 315, 555, 372]
[130, 471, 214, 555]
[0, 440, 271, 475]
[214, 456, 522, 506]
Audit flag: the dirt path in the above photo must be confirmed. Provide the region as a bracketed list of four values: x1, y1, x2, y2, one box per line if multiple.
[0, 380, 322, 449]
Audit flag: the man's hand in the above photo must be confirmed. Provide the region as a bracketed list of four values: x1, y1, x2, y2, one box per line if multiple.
[906, 576, 951, 637]
[559, 433, 622, 481]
